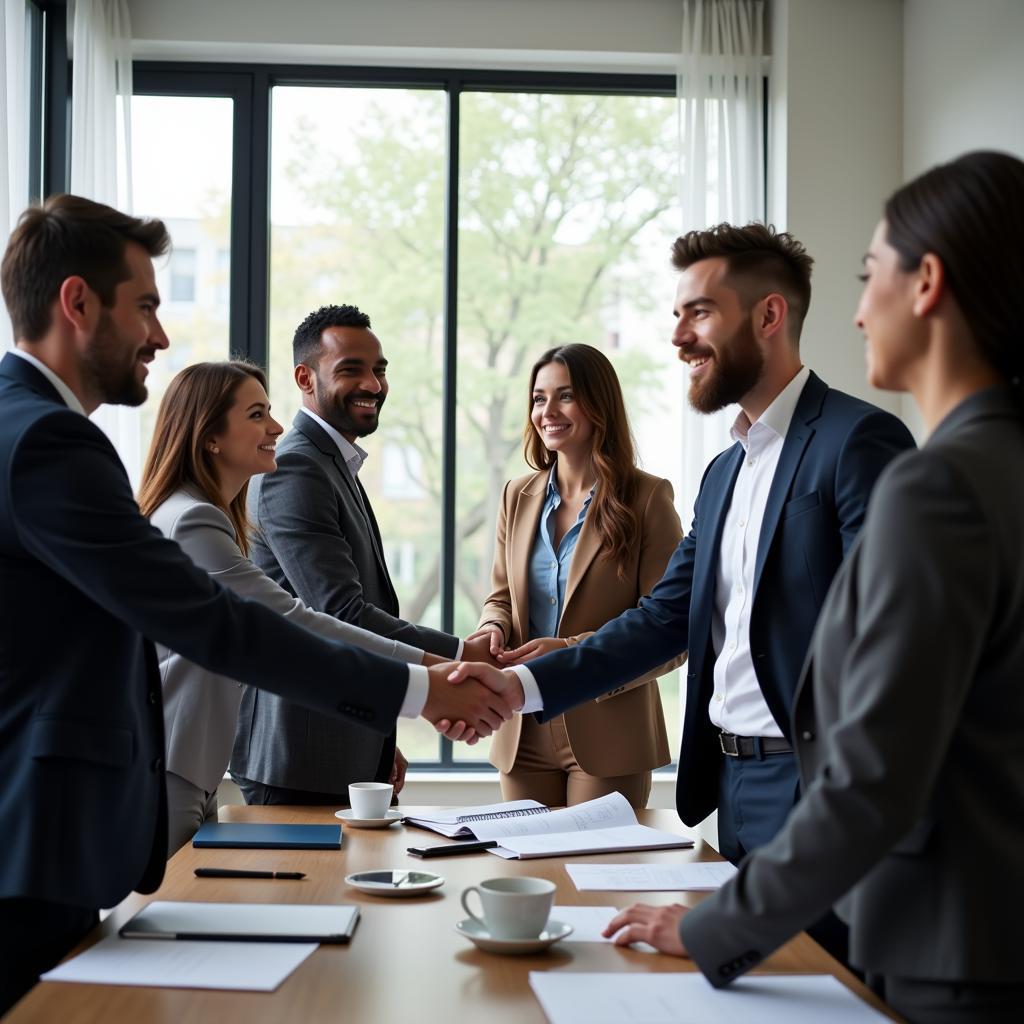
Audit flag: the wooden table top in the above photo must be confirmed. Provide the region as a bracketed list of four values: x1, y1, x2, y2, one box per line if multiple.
[6, 804, 898, 1022]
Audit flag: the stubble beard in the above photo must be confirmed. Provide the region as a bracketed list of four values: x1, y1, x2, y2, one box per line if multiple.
[81, 310, 149, 408]
[688, 319, 765, 415]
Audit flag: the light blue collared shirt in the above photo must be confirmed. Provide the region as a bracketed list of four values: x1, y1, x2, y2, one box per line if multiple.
[527, 467, 595, 641]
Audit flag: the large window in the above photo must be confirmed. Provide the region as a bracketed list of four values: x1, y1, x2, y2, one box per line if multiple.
[132, 65, 683, 769]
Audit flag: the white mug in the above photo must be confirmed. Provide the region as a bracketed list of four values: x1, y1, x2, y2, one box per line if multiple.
[460, 876, 555, 939]
[348, 782, 393, 818]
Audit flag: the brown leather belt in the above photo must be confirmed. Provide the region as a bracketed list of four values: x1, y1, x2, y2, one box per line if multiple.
[719, 731, 793, 758]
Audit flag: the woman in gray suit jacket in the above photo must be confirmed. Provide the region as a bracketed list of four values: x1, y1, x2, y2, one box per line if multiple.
[139, 361, 434, 855]
[606, 152, 1024, 1023]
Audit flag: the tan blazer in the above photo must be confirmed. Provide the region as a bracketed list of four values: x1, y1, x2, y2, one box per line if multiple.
[479, 468, 685, 776]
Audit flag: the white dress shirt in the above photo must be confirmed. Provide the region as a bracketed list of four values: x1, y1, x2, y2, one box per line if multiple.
[513, 366, 812, 727]
[709, 365, 810, 738]
[296, 407, 438, 717]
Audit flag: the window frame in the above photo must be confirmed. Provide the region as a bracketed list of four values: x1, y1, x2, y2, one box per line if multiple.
[127, 62, 681, 770]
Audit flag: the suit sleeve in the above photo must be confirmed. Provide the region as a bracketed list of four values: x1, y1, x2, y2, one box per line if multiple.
[680, 450, 993, 985]
[172, 503, 425, 665]
[254, 448, 458, 657]
[528, 486, 696, 721]
[12, 411, 408, 730]
[833, 409, 916, 555]
[477, 480, 514, 644]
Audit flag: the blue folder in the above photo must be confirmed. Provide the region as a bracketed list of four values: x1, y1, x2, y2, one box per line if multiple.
[192, 823, 342, 850]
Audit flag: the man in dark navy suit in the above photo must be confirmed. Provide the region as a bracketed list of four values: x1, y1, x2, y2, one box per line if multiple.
[450, 223, 915, 960]
[0, 195, 512, 1014]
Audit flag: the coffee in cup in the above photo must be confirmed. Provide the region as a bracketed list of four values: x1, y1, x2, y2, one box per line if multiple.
[348, 782, 393, 818]
[460, 876, 555, 939]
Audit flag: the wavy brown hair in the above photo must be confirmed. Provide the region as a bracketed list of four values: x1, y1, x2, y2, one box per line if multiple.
[524, 344, 639, 580]
[138, 361, 267, 555]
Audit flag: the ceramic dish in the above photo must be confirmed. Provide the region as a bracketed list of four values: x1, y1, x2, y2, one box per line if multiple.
[454, 918, 573, 954]
[345, 869, 445, 897]
[335, 808, 403, 829]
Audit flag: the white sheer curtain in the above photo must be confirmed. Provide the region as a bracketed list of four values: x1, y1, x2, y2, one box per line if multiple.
[69, 0, 141, 484]
[676, 0, 767, 520]
[1, 0, 31, 354]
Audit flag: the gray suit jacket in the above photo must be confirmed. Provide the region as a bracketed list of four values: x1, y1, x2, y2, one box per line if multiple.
[682, 386, 1024, 986]
[150, 489, 426, 794]
[230, 412, 459, 792]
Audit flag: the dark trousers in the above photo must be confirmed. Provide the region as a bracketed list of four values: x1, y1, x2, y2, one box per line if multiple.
[716, 749, 852, 969]
[869, 974, 1024, 1024]
[231, 774, 352, 806]
[0, 898, 97, 1016]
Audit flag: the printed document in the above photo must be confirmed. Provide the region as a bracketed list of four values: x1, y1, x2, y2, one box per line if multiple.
[566, 861, 738, 891]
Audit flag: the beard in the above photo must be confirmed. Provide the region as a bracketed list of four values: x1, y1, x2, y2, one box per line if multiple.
[314, 371, 385, 438]
[688, 318, 765, 414]
[81, 310, 151, 407]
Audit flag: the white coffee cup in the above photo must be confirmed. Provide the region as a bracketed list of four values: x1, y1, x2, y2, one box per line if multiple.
[460, 876, 556, 939]
[348, 782, 393, 819]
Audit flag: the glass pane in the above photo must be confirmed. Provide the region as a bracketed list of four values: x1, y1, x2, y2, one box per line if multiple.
[130, 94, 234, 481]
[454, 92, 684, 762]
[268, 86, 447, 764]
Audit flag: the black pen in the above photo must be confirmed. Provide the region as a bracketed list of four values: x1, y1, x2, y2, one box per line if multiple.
[194, 867, 305, 880]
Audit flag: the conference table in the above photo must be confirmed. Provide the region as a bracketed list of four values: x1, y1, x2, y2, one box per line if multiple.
[6, 804, 899, 1022]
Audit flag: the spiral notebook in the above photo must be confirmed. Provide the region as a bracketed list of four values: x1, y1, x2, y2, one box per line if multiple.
[402, 791, 692, 860]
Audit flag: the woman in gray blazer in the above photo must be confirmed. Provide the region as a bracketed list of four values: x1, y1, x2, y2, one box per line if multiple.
[139, 361, 434, 855]
[606, 151, 1024, 1022]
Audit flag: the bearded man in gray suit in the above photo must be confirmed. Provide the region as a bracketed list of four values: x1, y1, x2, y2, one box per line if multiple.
[230, 305, 492, 805]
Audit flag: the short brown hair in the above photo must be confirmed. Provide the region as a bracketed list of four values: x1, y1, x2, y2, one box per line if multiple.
[1, 193, 170, 342]
[671, 223, 814, 338]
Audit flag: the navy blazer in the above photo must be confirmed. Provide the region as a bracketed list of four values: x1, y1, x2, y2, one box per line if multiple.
[0, 353, 408, 910]
[527, 371, 915, 825]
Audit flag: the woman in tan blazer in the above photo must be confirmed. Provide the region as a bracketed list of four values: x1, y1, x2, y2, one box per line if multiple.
[471, 344, 684, 808]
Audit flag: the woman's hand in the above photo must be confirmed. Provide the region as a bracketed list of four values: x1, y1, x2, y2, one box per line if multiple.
[497, 636, 569, 665]
[465, 624, 507, 660]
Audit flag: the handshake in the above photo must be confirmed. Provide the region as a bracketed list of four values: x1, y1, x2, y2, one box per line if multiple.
[419, 626, 562, 744]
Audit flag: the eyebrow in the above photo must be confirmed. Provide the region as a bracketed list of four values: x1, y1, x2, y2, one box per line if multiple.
[333, 357, 388, 368]
[245, 401, 267, 412]
[139, 292, 161, 307]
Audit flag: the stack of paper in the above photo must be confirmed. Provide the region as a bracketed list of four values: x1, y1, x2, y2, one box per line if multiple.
[529, 972, 892, 1023]
[409, 793, 693, 860]
[566, 861, 737, 891]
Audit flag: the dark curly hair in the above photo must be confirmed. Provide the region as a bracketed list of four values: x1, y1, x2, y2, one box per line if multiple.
[292, 304, 372, 367]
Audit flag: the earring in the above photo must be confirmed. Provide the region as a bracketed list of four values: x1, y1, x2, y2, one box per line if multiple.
[209, 445, 220, 454]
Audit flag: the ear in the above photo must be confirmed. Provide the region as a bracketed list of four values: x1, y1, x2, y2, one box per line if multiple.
[757, 293, 789, 340]
[294, 362, 315, 396]
[912, 253, 945, 317]
[57, 276, 98, 334]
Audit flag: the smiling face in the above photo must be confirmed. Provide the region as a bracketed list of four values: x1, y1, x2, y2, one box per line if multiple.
[206, 374, 283, 489]
[671, 257, 765, 414]
[306, 326, 388, 442]
[530, 359, 594, 460]
[80, 241, 169, 407]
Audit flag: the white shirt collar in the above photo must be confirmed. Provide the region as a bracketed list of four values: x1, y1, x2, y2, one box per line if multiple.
[730, 365, 811, 446]
[9, 348, 86, 415]
[299, 406, 368, 475]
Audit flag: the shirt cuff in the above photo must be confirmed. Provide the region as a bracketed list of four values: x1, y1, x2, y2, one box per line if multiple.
[511, 665, 543, 714]
[454, 637, 465, 660]
[400, 664, 430, 718]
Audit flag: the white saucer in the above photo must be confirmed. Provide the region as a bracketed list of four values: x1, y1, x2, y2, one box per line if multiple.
[345, 869, 445, 897]
[455, 918, 573, 955]
[335, 808, 403, 829]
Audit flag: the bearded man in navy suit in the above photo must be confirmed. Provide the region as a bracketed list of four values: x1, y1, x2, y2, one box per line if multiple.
[449, 223, 915, 962]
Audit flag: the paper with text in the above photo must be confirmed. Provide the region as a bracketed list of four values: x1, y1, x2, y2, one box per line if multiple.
[529, 972, 891, 1023]
[566, 861, 738, 891]
[490, 824, 691, 859]
[41, 934, 316, 991]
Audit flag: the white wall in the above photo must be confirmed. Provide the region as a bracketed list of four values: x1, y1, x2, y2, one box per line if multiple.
[128, 0, 683, 71]
[769, 0, 904, 414]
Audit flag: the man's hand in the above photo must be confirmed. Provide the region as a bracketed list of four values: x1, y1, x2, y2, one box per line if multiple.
[463, 630, 505, 665]
[435, 662, 527, 741]
[389, 746, 408, 795]
[602, 903, 690, 956]
[497, 635, 568, 665]
[464, 626, 507, 659]
[421, 662, 516, 744]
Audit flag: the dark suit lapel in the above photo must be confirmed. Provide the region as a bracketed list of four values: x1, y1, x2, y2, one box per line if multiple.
[752, 371, 827, 595]
[689, 444, 744, 639]
[0, 351, 66, 405]
[291, 412, 396, 600]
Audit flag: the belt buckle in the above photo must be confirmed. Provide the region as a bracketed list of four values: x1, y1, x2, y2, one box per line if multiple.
[719, 732, 740, 757]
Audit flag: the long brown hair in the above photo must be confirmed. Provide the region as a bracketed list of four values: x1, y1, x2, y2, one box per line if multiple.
[524, 344, 639, 580]
[138, 361, 268, 555]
